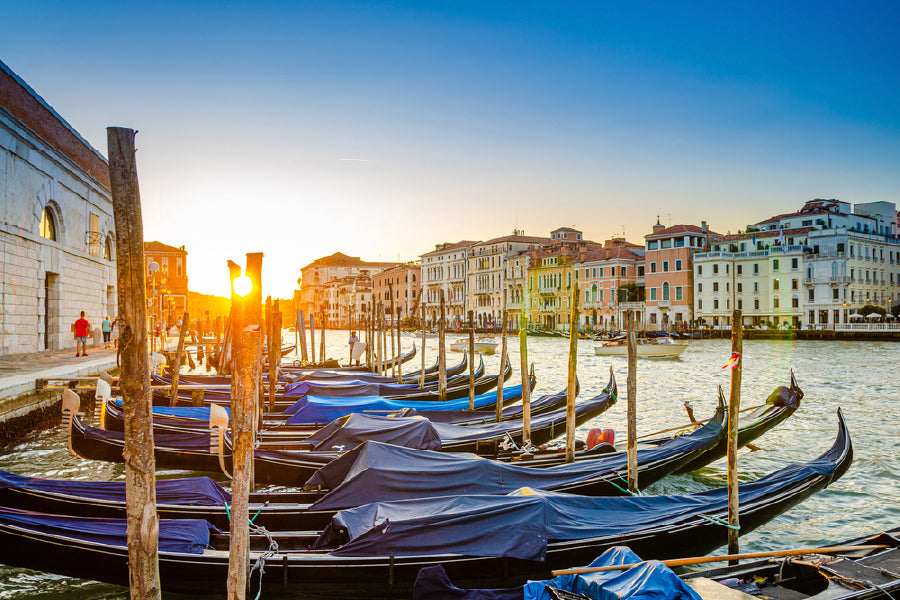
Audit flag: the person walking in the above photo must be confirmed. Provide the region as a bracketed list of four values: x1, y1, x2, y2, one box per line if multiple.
[348, 331, 359, 365]
[73, 311, 91, 357]
[101, 316, 112, 349]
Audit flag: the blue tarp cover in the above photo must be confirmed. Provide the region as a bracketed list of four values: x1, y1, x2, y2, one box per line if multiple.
[303, 414, 442, 451]
[285, 384, 525, 424]
[84, 420, 214, 453]
[113, 399, 231, 421]
[315, 445, 841, 561]
[307, 412, 722, 509]
[0, 470, 230, 505]
[0, 506, 215, 554]
[412, 547, 702, 600]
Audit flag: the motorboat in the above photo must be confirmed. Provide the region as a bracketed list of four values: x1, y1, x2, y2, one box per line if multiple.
[593, 336, 688, 357]
[450, 337, 499, 355]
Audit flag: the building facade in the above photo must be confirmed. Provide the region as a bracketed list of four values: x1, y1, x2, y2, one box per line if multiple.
[420, 241, 476, 327]
[372, 262, 422, 326]
[644, 221, 717, 330]
[143, 241, 188, 329]
[575, 238, 645, 331]
[1, 59, 117, 355]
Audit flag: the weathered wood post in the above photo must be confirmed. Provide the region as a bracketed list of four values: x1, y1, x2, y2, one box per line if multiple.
[107, 126, 161, 599]
[565, 284, 579, 463]
[319, 310, 326, 364]
[519, 311, 531, 447]
[309, 312, 317, 365]
[438, 291, 447, 401]
[496, 300, 507, 423]
[376, 302, 383, 375]
[419, 301, 426, 389]
[468, 310, 475, 410]
[298, 310, 308, 363]
[269, 300, 281, 411]
[727, 309, 743, 560]
[389, 283, 396, 378]
[169, 310, 190, 406]
[626, 309, 638, 493]
[396, 305, 403, 384]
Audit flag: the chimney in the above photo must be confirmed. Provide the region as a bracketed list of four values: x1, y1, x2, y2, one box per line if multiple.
[652, 215, 664, 234]
[701, 221, 708, 234]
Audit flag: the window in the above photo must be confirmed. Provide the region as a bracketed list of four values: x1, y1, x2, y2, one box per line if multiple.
[698, 299, 703, 309]
[754, 263, 759, 274]
[592, 268, 597, 278]
[773, 279, 779, 290]
[610, 267, 616, 276]
[737, 265, 742, 275]
[713, 264, 719, 274]
[837, 243, 845, 253]
[773, 259, 779, 270]
[661, 239, 672, 249]
[754, 298, 760, 310]
[754, 282, 759, 292]
[89, 213, 100, 257]
[638, 265, 644, 276]
[650, 288, 657, 301]
[833, 289, 839, 300]
[650, 262, 657, 273]
[774, 297, 780, 308]
[648, 241, 658, 250]
[792, 258, 798, 269]
[792, 297, 799, 308]
[698, 283, 703, 293]
[621, 267, 627, 277]
[39, 207, 56, 240]
[737, 283, 742, 293]
[792, 279, 798, 290]
[675, 286, 683, 301]
[598, 268, 603, 277]
[737, 299, 742, 309]
[103, 236, 112, 260]
[675, 259, 682, 270]
[697, 265, 703, 275]
[714, 299, 719, 309]
[662, 261, 669, 272]
[713, 282, 719, 292]
[662, 282, 670, 301]
[808, 289, 814, 301]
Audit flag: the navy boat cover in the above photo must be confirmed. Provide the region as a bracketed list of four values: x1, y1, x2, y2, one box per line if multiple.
[0, 506, 215, 554]
[314, 439, 843, 561]
[306, 411, 722, 509]
[0, 470, 231, 505]
[113, 399, 231, 421]
[413, 547, 702, 600]
[285, 384, 526, 424]
[303, 414, 442, 451]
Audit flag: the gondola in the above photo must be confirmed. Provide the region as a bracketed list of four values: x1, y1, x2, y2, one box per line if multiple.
[66, 375, 617, 485]
[0, 398, 723, 530]
[0, 410, 852, 598]
[287, 343, 417, 371]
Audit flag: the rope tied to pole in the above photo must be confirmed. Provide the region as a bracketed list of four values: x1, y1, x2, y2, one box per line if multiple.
[249, 520, 279, 600]
[699, 514, 740, 531]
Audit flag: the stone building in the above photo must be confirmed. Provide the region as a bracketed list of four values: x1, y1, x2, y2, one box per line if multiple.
[574, 238, 645, 331]
[0, 59, 116, 355]
[143, 241, 188, 329]
[421, 241, 477, 328]
[372, 262, 421, 327]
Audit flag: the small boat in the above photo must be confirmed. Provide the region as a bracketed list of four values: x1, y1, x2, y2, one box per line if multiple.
[593, 336, 688, 357]
[450, 337, 499, 355]
[0, 410, 852, 598]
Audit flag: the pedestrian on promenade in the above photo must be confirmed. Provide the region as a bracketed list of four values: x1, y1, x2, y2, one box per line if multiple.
[101, 316, 112, 348]
[73, 311, 91, 357]
[348, 330, 359, 365]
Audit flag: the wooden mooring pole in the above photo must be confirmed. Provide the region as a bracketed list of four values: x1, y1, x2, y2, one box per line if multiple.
[169, 310, 190, 406]
[468, 310, 475, 410]
[438, 291, 447, 401]
[728, 309, 743, 560]
[565, 284, 579, 463]
[298, 310, 308, 363]
[396, 306, 403, 384]
[519, 311, 531, 447]
[419, 301, 426, 389]
[268, 300, 281, 411]
[626, 309, 638, 493]
[309, 312, 316, 365]
[107, 126, 161, 599]
[389, 283, 396, 378]
[319, 310, 326, 364]
[495, 302, 507, 423]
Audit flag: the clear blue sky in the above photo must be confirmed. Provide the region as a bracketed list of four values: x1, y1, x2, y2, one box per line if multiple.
[4, 1, 900, 297]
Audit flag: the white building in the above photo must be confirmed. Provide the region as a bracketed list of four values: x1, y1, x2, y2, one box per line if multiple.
[1, 59, 117, 355]
[420, 240, 477, 327]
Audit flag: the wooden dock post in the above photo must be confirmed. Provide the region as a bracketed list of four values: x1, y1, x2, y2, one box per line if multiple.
[727, 309, 743, 560]
[309, 312, 317, 365]
[419, 302, 426, 389]
[245, 252, 264, 445]
[565, 284, 579, 463]
[467, 311, 475, 410]
[169, 310, 190, 406]
[389, 283, 396, 378]
[396, 307, 403, 384]
[519, 312, 531, 447]
[438, 291, 447, 401]
[107, 126, 161, 599]
[269, 300, 281, 411]
[496, 302, 507, 423]
[298, 310, 308, 363]
[319, 310, 326, 364]
[626, 309, 638, 493]
[376, 303, 383, 375]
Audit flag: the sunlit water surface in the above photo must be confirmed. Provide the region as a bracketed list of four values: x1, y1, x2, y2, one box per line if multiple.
[0, 332, 897, 598]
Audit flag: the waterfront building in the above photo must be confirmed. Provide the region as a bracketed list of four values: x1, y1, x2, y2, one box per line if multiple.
[296, 252, 397, 326]
[693, 228, 812, 328]
[420, 240, 477, 328]
[323, 274, 372, 330]
[574, 238, 645, 331]
[372, 261, 421, 327]
[644, 220, 717, 330]
[0, 60, 116, 355]
[143, 241, 188, 329]
[465, 230, 548, 329]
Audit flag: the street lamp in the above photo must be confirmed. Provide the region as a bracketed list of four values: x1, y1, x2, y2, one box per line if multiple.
[148, 261, 160, 352]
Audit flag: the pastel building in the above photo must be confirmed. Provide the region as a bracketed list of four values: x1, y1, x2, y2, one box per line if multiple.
[372, 261, 422, 326]
[574, 238, 645, 331]
[420, 240, 476, 327]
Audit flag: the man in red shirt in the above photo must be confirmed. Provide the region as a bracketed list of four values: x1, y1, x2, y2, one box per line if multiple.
[74, 311, 91, 357]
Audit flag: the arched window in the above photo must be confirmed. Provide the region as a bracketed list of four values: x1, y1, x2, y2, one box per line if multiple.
[831, 261, 838, 277]
[39, 207, 56, 241]
[662, 282, 670, 301]
[103, 235, 112, 260]
[591, 283, 598, 302]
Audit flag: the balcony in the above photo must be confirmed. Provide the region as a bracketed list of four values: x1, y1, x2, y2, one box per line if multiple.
[656, 299, 672, 308]
[619, 301, 645, 310]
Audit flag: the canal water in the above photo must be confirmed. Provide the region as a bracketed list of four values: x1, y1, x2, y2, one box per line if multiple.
[0, 333, 897, 598]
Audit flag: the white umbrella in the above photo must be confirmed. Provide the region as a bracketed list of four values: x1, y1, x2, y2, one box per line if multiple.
[867, 313, 882, 320]
[849, 312, 864, 319]
[885, 314, 896, 320]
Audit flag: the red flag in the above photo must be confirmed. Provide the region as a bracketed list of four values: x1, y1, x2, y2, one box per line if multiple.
[722, 352, 740, 369]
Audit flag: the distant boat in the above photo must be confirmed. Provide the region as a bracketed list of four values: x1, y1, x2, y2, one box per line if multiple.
[594, 336, 688, 357]
[450, 337, 499, 355]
